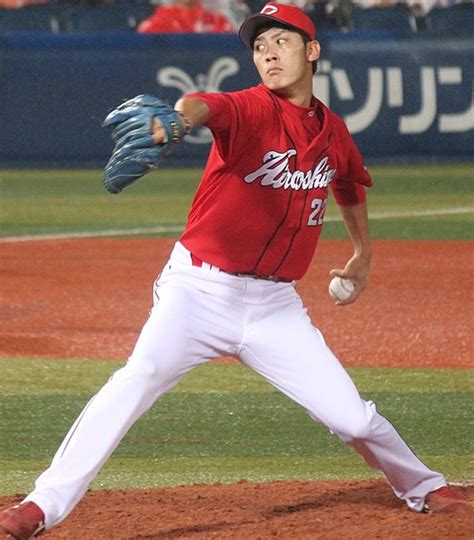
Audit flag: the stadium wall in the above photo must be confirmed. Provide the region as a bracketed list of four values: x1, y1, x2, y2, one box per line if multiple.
[0, 32, 472, 167]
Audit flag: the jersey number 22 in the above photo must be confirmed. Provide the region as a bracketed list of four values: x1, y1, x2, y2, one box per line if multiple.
[308, 198, 327, 226]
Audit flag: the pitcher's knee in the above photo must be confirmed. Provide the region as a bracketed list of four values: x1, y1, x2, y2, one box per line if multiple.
[335, 417, 373, 443]
[329, 400, 377, 443]
[111, 356, 182, 394]
[129, 358, 172, 381]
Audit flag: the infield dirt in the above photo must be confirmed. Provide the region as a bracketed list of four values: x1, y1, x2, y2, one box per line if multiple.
[0, 238, 472, 539]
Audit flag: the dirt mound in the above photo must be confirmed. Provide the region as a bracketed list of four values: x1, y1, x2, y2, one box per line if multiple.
[1, 480, 472, 539]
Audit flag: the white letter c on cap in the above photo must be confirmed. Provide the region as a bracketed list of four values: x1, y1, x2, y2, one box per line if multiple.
[261, 5, 278, 15]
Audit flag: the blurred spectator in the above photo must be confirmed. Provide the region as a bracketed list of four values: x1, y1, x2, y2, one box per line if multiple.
[406, 0, 447, 15]
[325, 0, 353, 29]
[352, 0, 467, 8]
[242, 0, 474, 31]
[272, 0, 312, 6]
[352, 1, 396, 6]
[0, 0, 47, 8]
[137, 0, 234, 33]
[159, 0, 249, 27]
[203, 1, 249, 28]
[351, 0, 470, 30]
[0, 0, 118, 6]
[244, 0, 315, 11]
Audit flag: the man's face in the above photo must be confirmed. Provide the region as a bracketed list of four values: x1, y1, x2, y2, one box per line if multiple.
[253, 27, 319, 95]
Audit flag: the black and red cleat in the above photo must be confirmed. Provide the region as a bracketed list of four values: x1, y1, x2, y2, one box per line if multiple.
[424, 486, 471, 515]
[0, 502, 45, 540]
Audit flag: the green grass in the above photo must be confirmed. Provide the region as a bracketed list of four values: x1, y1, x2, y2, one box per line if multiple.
[0, 164, 472, 239]
[0, 359, 472, 495]
[0, 166, 472, 495]
[0, 169, 200, 237]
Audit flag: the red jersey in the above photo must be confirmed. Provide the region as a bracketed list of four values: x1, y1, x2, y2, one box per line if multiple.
[137, 3, 233, 34]
[180, 85, 372, 281]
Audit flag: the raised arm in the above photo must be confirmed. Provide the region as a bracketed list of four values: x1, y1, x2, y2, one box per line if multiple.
[330, 200, 372, 306]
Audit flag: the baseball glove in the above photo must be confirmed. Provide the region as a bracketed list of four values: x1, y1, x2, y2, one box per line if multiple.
[102, 95, 188, 194]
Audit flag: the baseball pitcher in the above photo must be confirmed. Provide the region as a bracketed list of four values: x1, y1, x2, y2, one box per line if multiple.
[1, 3, 469, 538]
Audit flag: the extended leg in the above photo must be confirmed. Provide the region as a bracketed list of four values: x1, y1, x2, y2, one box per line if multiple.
[239, 285, 445, 511]
[23, 278, 229, 528]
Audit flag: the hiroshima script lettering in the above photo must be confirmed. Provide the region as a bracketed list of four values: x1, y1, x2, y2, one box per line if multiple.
[244, 150, 336, 190]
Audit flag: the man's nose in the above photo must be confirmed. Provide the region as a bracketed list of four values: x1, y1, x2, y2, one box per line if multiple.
[265, 48, 278, 62]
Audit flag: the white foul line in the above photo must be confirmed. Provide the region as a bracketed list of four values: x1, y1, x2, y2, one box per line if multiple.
[1, 206, 472, 243]
[0, 225, 184, 243]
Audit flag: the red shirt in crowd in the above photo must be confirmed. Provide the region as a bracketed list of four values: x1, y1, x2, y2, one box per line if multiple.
[137, 1, 233, 34]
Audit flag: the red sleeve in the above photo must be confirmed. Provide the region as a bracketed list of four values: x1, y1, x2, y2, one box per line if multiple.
[330, 113, 372, 206]
[186, 91, 239, 131]
[185, 88, 270, 159]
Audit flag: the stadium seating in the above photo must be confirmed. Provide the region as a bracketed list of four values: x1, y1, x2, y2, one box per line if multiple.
[125, 3, 155, 27]
[0, 7, 59, 31]
[245, 0, 265, 12]
[426, 4, 474, 35]
[0, 3, 471, 35]
[308, 3, 342, 33]
[65, 7, 137, 32]
[350, 6, 416, 33]
[0, 4, 155, 33]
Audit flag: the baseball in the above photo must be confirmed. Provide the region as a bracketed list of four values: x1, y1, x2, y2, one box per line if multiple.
[329, 277, 355, 302]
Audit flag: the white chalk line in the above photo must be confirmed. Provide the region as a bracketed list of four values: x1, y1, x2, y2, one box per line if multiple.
[1, 206, 472, 243]
[0, 225, 184, 243]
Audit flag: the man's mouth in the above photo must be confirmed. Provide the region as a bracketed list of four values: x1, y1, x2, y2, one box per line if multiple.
[267, 67, 282, 76]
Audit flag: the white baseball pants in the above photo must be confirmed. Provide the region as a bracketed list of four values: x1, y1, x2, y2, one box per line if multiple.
[25, 242, 446, 528]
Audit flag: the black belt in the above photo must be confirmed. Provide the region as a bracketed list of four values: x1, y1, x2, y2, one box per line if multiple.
[190, 253, 292, 283]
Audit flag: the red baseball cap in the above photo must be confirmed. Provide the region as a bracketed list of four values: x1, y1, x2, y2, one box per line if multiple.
[239, 2, 316, 48]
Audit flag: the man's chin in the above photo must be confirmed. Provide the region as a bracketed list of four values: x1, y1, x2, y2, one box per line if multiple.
[263, 79, 287, 92]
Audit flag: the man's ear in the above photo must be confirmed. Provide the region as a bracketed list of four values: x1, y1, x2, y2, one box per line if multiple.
[307, 40, 321, 63]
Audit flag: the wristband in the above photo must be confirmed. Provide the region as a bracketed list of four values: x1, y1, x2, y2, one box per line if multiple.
[177, 112, 192, 135]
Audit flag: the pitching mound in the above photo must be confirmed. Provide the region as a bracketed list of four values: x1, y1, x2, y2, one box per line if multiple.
[1, 480, 473, 539]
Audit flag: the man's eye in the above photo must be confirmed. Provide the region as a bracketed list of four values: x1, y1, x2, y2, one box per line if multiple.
[276, 38, 286, 45]
[255, 44, 264, 52]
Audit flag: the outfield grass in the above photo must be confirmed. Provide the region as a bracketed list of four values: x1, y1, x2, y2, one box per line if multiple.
[1, 164, 472, 239]
[0, 359, 472, 495]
